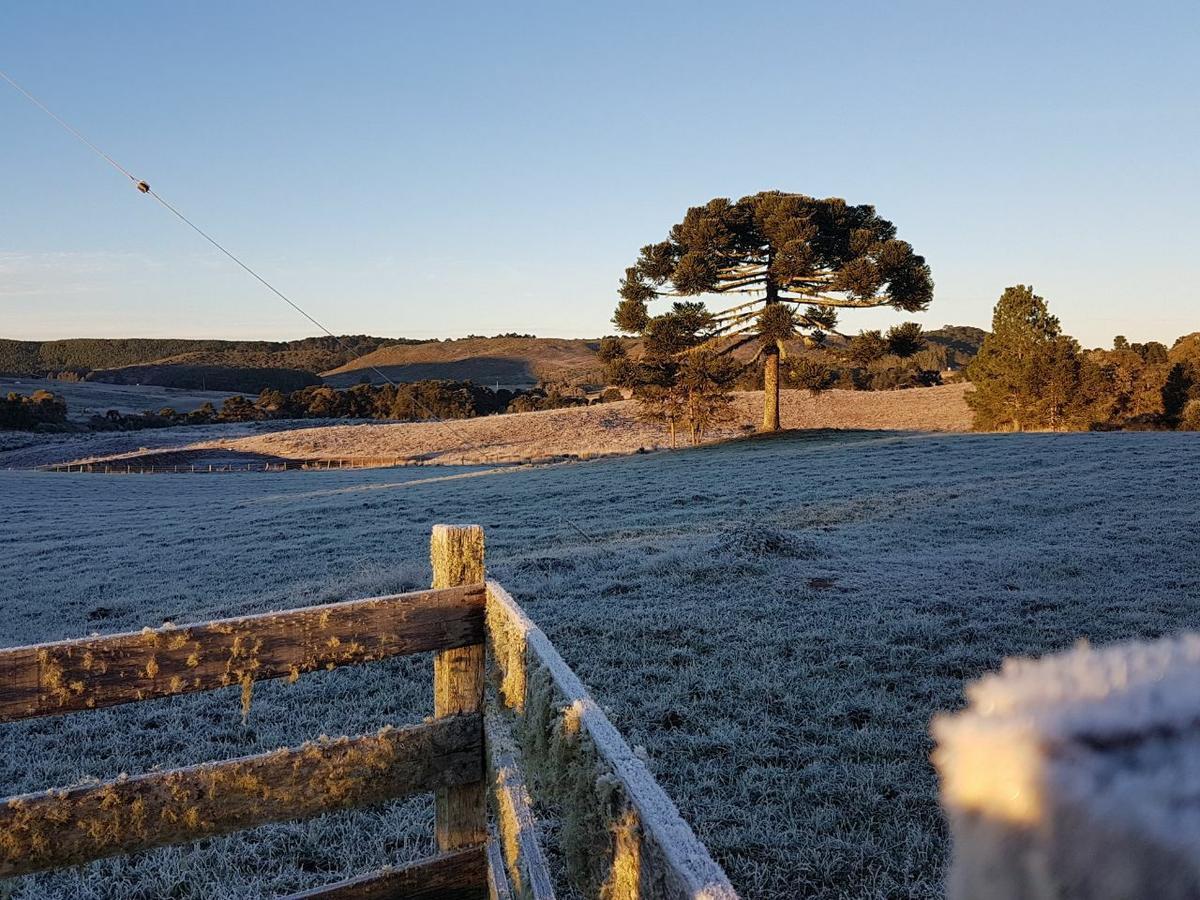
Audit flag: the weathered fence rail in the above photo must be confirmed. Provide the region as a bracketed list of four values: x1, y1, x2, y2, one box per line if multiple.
[0, 525, 735, 899]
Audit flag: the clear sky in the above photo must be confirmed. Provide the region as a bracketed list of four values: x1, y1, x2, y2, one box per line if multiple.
[2, 1, 1197, 347]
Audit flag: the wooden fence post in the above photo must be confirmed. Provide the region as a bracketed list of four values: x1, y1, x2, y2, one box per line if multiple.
[430, 524, 487, 851]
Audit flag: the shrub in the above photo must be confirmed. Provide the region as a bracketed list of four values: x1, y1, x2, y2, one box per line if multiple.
[1179, 400, 1200, 431]
[1, 389, 68, 429]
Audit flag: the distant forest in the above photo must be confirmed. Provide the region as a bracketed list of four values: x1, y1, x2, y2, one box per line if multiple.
[0, 336, 418, 379]
[1, 381, 611, 432]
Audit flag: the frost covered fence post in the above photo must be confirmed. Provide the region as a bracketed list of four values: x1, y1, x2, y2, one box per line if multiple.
[933, 634, 1200, 900]
[431, 523, 488, 851]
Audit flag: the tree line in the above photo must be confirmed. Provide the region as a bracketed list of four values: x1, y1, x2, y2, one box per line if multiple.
[604, 190, 1200, 441]
[0, 335, 416, 377]
[0, 380, 614, 432]
[966, 286, 1200, 431]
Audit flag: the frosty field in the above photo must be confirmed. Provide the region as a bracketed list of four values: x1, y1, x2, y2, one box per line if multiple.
[2, 430, 1199, 899]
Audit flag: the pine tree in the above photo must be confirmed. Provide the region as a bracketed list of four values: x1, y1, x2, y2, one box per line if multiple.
[966, 285, 1086, 430]
[613, 191, 933, 431]
[1162, 363, 1194, 426]
[602, 316, 738, 445]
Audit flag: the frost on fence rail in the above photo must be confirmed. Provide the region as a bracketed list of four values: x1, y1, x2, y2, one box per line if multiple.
[485, 580, 738, 900]
[0, 714, 482, 877]
[0, 583, 485, 721]
[933, 632, 1200, 900]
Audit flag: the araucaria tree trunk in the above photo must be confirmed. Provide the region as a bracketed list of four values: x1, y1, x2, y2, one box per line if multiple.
[761, 347, 780, 431]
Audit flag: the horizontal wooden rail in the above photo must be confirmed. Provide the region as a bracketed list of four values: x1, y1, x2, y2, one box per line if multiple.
[487, 840, 515, 900]
[282, 846, 488, 899]
[0, 583, 485, 722]
[0, 714, 482, 878]
[487, 716, 555, 900]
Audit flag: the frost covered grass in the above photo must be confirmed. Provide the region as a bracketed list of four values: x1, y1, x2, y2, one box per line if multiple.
[0, 421, 335, 470]
[2, 430, 1199, 898]
[1, 384, 970, 471]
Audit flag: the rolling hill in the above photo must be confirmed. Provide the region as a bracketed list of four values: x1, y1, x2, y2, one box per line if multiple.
[0, 336, 409, 377]
[1, 327, 990, 396]
[321, 336, 611, 388]
[0, 336, 415, 394]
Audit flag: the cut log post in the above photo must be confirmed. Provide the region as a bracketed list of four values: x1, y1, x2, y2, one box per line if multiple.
[431, 524, 488, 851]
[934, 633, 1200, 900]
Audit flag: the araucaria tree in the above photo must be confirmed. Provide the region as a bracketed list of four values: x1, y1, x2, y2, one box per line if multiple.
[613, 192, 933, 431]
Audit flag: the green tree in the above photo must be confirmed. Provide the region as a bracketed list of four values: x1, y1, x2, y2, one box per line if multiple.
[885, 322, 927, 358]
[788, 356, 837, 396]
[613, 191, 933, 432]
[219, 395, 261, 422]
[1179, 399, 1200, 431]
[1134, 341, 1169, 364]
[1162, 362, 1194, 426]
[846, 329, 889, 367]
[678, 351, 740, 444]
[256, 388, 288, 416]
[966, 285, 1088, 430]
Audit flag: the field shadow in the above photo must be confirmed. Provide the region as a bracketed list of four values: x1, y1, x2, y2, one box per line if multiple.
[323, 356, 540, 387]
[707, 427, 928, 452]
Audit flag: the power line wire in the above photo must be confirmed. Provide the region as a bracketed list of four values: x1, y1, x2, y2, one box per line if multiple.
[1, 67, 482, 452]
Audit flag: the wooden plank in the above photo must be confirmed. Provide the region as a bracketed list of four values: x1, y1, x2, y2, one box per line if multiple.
[487, 838, 515, 900]
[0, 714, 482, 877]
[282, 845, 488, 899]
[431, 525, 487, 851]
[485, 581, 737, 900]
[487, 717, 556, 900]
[0, 584, 485, 723]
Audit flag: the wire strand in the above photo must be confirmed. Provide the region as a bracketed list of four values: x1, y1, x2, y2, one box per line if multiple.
[1, 67, 483, 453]
[0, 69, 141, 185]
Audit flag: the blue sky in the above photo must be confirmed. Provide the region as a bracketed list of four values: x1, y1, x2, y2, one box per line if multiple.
[2, 1, 1197, 346]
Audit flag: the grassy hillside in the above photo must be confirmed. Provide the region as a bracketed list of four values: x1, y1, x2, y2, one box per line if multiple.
[322, 336, 609, 387]
[89, 364, 322, 393]
[0, 338, 233, 374]
[0, 377, 239, 422]
[924, 324, 988, 367]
[178, 383, 972, 466]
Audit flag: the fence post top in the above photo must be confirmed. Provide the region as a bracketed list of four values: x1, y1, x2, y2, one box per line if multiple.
[430, 525, 485, 590]
[431, 523, 484, 538]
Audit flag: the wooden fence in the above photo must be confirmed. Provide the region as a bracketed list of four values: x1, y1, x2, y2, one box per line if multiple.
[0, 525, 735, 899]
[42, 456, 422, 474]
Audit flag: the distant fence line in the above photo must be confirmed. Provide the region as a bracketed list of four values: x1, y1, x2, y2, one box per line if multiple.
[37, 453, 597, 474]
[40, 457, 422, 474]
